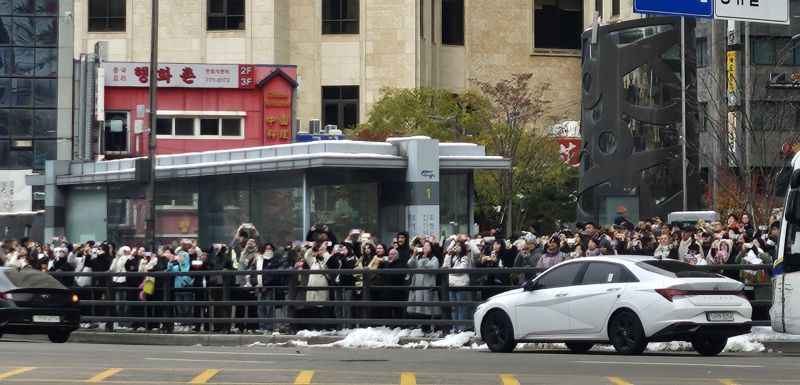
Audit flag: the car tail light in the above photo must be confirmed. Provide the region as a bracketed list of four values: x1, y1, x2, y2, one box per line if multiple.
[71, 294, 79, 303]
[0, 292, 12, 300]
[656, 289, 746, 302]
[655, 289, 689, 302]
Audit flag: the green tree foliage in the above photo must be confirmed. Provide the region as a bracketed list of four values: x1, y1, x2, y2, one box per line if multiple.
[356, 75, 577, 234]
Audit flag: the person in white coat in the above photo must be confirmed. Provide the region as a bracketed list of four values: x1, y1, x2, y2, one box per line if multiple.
[110, 246, 134, 330]
[304, 242, 332, 321]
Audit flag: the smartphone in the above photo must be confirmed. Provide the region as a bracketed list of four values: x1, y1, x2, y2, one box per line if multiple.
[415, 247, 423, 253]
[334, 245, 342, 252]
[382, 256, 389, 262]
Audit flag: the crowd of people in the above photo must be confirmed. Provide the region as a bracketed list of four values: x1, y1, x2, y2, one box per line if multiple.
[0, 212, 776, 334]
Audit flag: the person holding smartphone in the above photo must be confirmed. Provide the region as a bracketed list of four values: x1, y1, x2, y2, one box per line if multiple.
[406, 241, 440, 324]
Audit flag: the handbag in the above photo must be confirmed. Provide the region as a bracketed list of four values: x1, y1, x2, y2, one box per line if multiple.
[142, 277, 156, 295]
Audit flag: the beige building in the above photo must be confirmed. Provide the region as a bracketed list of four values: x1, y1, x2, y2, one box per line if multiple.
[73, 0, 592, 131]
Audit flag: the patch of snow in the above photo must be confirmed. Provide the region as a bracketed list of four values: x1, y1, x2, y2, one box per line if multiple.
[430, 332, 474, 349]
[749, 326, 800, 341]
[402, 341, 430, 349]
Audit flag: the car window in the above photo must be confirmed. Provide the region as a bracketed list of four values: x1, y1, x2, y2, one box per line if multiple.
[581, 262, 639, 285]
[3, 269, 66, 290]
[535, 262, 585, 290]
[582, 262, 623, 285]
[637, 260, 722, 278]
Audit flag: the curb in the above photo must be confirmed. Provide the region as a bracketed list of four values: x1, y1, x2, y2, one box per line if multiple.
[763, 341, 800, 353]
[4, 331, 478, 348]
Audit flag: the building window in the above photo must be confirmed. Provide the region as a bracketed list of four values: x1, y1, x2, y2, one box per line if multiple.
[322, 86, 359, 130]
[103, 111, 129, 154]
[793, 45, 800, 65]
[752, 37, 773, 65]
[595, 0, 602, 18]
[441, 0, 464, 45]
[207, 0, 245, 31]
[698, 103, 708, 132]
[420, 0, 424, 38]
[431, 0, 435, 43]
[696, 37, 707, 67]
[322, 0, 359, 35]
[156, 117, 244, 138]
[534, 0, 582, 50]
[0, 5, 58, 170]
[612, 0, 619, 16]
[88, 0, 126, 32]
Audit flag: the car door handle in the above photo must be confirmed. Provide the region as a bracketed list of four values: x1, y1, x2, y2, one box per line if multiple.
[555, 292, 569, 297]
[606, 287, 622, 292]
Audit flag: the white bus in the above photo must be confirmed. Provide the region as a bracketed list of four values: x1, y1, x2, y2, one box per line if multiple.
[772, 152, 800, 334]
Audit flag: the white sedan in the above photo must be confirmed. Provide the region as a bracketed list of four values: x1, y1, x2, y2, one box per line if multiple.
[474, 256, 752, 355]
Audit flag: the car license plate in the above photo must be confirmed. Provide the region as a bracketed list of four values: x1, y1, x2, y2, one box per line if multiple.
[33, 315, 60, 323]
[706, 312, 734, 322]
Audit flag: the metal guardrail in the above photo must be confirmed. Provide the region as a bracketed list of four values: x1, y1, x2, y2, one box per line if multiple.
[47, 264, 775, 331]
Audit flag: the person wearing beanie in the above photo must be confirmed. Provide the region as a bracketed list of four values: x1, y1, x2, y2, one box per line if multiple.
[599, 239, 616, 256]
[536, 237, 566, 270]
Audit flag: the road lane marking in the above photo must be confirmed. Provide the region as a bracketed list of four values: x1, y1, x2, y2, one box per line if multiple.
[294, 370, 314, 384]
[86, 368, 123, 383]
[608, 377, 634, 385]
[400, 372, 416, 385]
[0, 367, 34, 380]
[176, 351, 308, 357]
[145, 358, 275, 364]
[574, 361, 763, 368]
[719, 380, 740, 385]
[189, 369, 220, 384]
[500, 374, 521, 385]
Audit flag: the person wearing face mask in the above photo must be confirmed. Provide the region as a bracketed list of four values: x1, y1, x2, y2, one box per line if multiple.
[248, 243, 288, 333]
[443, 240, 472, 332]
[235, 239, 260, 332]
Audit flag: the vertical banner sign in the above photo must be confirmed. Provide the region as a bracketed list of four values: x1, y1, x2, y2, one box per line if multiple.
[727, 51, 738, 107]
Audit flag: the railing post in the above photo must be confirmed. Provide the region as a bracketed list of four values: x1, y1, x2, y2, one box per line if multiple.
[163, 278, 172, 332]
[287, 272, 298, 332]
[440, 269, 451, 330]
[361, 269, 371, 321]
[105, 274, 114, 331]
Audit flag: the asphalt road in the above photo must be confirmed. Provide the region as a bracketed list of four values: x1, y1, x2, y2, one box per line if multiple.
[0, 340, 796, 385]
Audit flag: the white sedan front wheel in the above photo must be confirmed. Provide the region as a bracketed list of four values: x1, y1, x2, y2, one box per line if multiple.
[482, 311, 516, 353]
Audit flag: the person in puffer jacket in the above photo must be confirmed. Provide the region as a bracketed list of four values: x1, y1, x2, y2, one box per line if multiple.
[443, 240, 472, 332]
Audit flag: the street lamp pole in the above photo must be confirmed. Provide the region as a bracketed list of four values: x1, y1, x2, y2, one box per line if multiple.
[681, 17, 688, 211]
[146, 0, 159, 252]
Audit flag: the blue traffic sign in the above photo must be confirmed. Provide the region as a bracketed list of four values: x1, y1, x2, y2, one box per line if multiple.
[634, 0, 713, 18]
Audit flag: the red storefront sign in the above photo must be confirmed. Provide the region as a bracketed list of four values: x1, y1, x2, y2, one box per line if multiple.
[104, 63, 257, 89]
[99, 63, 298, 157]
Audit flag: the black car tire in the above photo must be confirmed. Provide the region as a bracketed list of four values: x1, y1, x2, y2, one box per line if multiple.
[609, 311, 647, 355]
[481, 311, 516, 353]
[691, 335, 727, 356]
[565, 342, 594, 354]
[48, 332, 70, 344]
